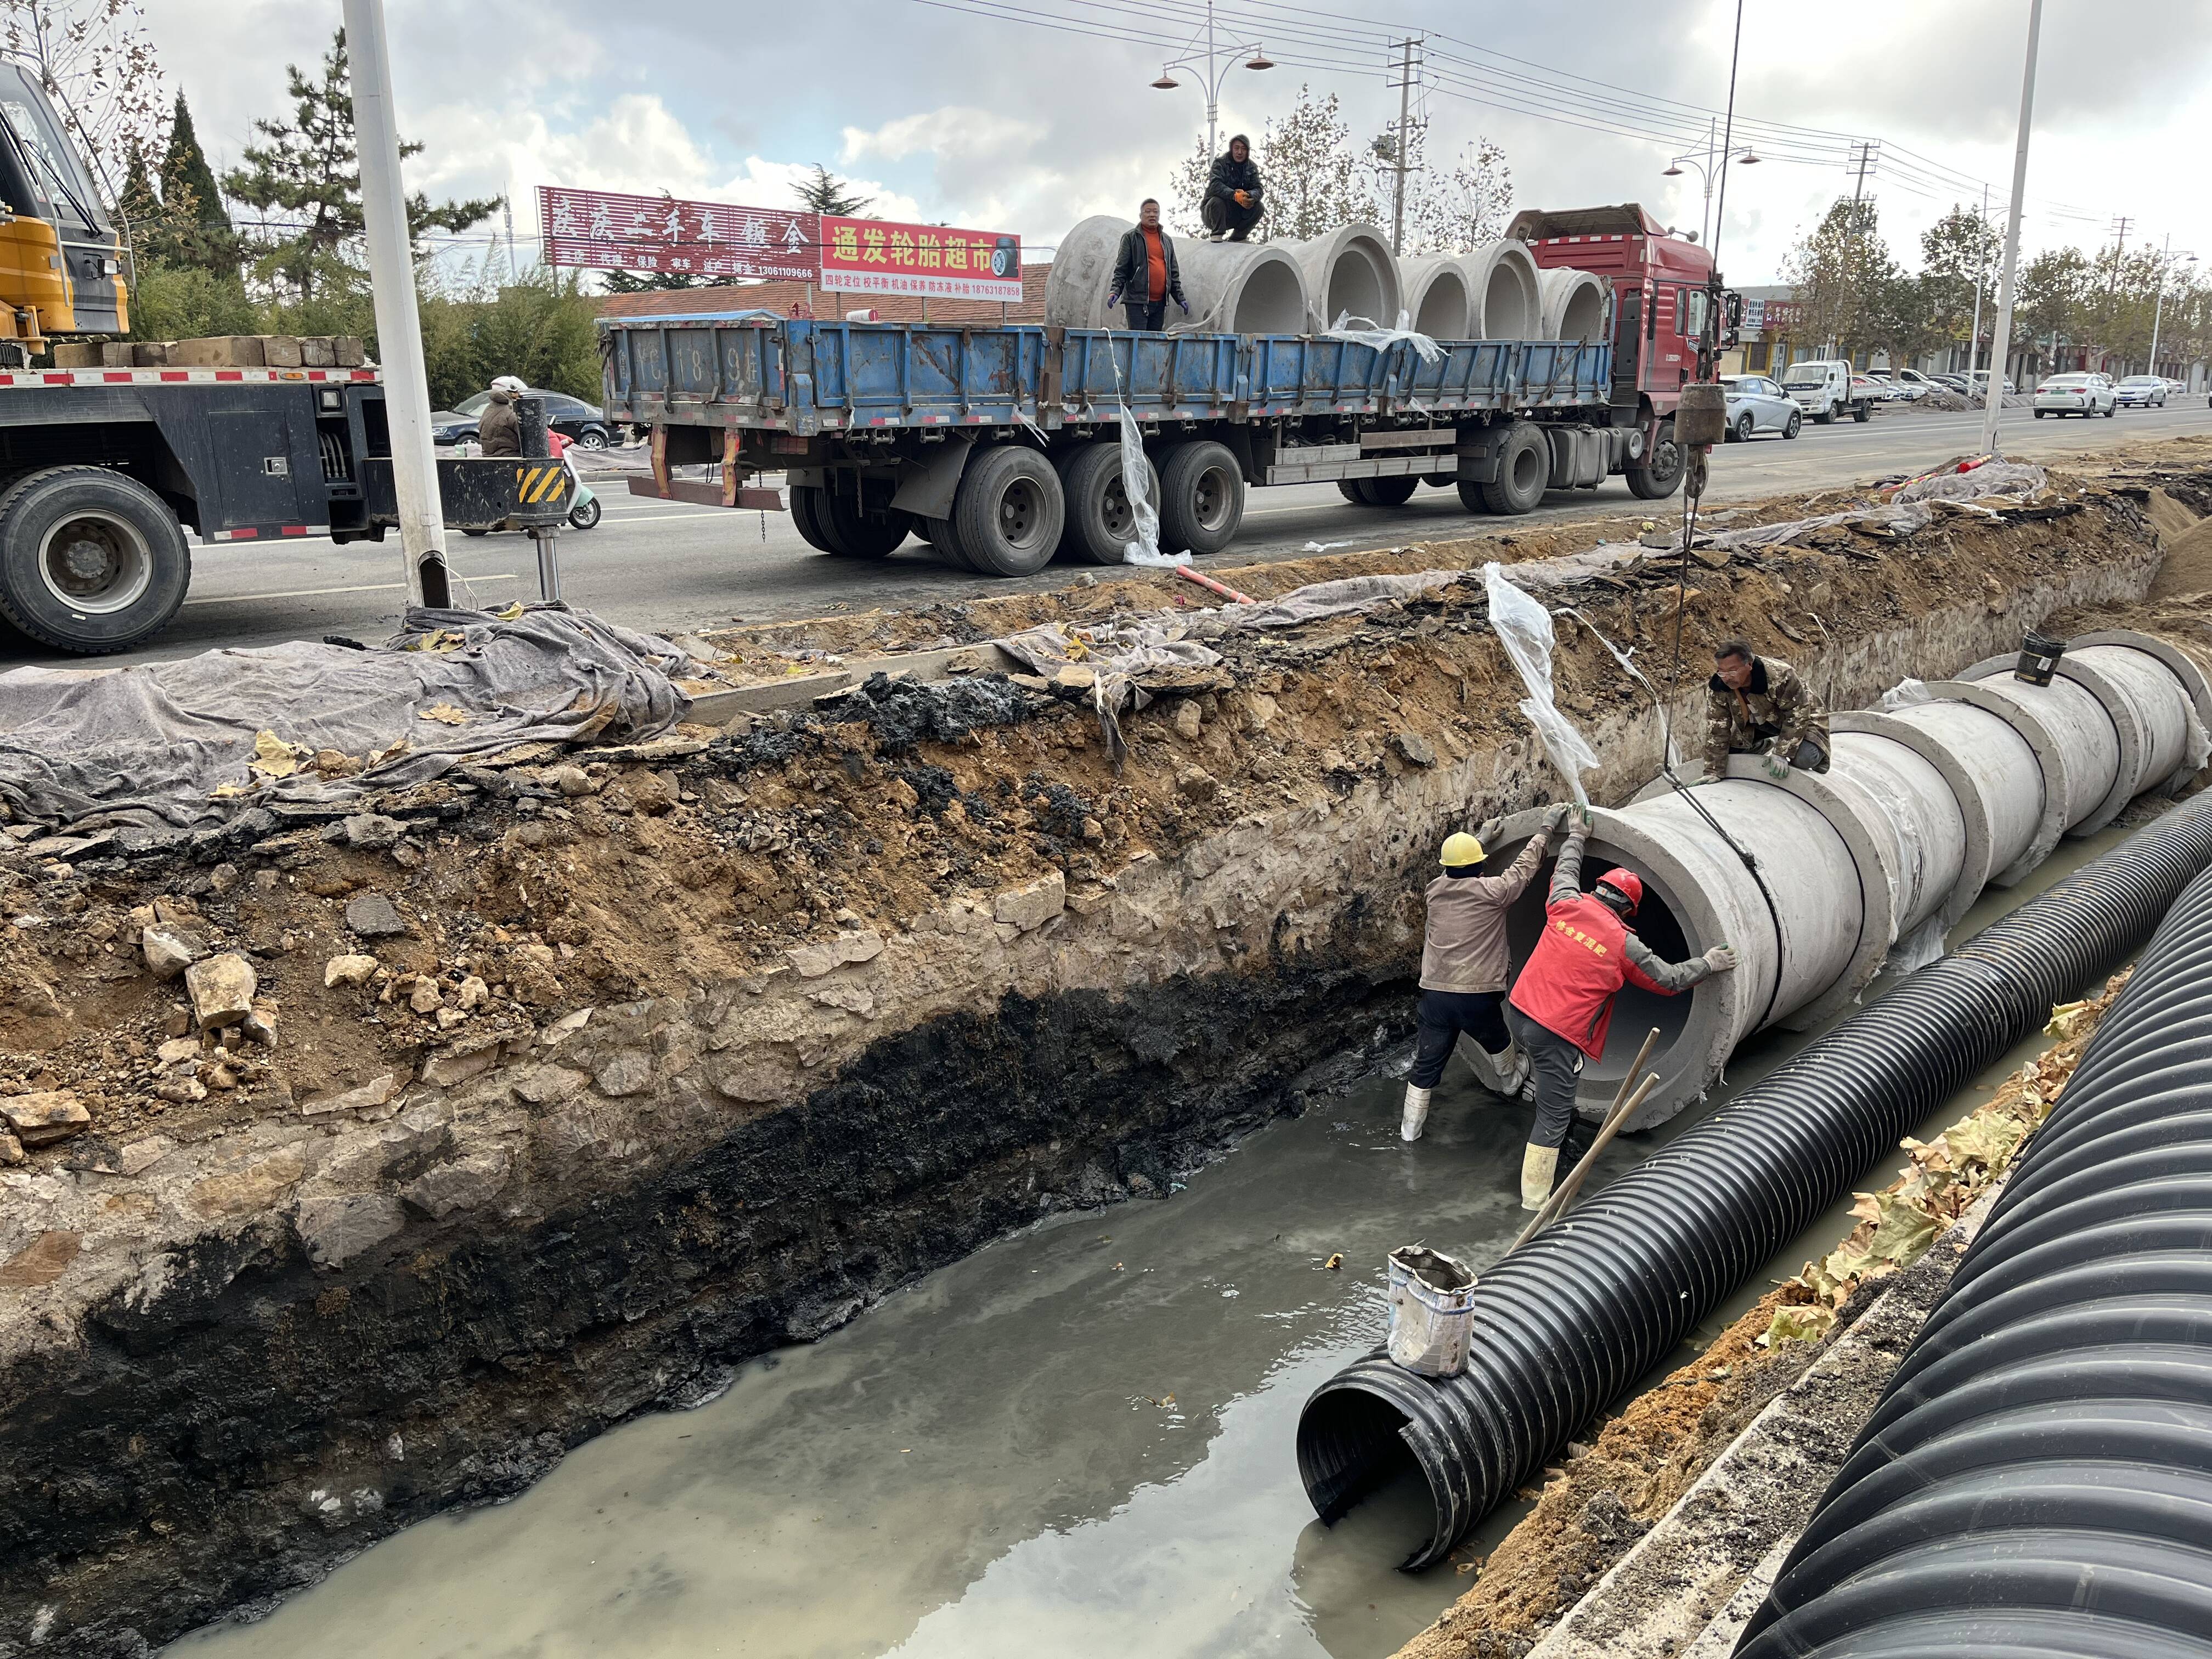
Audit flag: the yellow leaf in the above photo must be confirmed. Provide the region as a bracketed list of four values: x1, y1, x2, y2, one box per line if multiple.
[1864, 1190, 1942, 1264]
[418, 704, 470, 726]
[1759, 1305, 1833, 1347]
[247, 729, 309, 778]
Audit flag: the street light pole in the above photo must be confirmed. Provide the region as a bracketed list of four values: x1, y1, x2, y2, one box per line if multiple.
[343, 0, 450, 610]
[1980, 0, 2044, 458]
[1968, 183, 1989, 373]
[1150, 1, 1271, 179]
[2149, 239, 2197, 376]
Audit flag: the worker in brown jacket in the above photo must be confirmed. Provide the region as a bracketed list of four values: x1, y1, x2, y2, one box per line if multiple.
[475, 375, 526, 458]
[1703, 640, 1830, 780]
[1401, 806, 1560, 1141]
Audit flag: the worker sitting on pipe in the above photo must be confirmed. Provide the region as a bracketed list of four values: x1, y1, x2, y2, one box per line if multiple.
[1703, 640, 1831, 781]
[1401, 813, 1558, 1143]
[1505, 808, 1739, 1210]
[1105, 198, 1190, 332]
[1201, 134, 1265, 242]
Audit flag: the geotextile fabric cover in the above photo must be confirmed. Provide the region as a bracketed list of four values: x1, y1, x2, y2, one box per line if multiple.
[0, 605, 690, 832]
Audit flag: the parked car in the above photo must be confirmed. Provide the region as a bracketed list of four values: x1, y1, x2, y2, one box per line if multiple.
[1778, 359, 1875, 424]
[1963, 370, 2017, 396]
[2033, 373, 2117, 417]
[430, 389, 613, 449]
[1889, 368, 1943, 399]
[1931, 373, 1974, 396]
[2163, 379, 2187, 398]
[1718, 375, 1803, 441]
[2115, 375, 2168, 408]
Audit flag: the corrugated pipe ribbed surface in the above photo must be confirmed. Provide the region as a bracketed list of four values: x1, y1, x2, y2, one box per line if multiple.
[1735, 859, 2212, 1657]
[1296, 797, 2212, 1571]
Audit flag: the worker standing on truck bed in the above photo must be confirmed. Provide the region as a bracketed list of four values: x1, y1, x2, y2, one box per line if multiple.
[1505, 811, 1737, 1209]
[476, 375, 525, 458]
[1703, 639, 1831, 780]
[1400, 810, 1557, 1142]
[1107, 199, 1189, 331]
[1203, 134, 1265, 242]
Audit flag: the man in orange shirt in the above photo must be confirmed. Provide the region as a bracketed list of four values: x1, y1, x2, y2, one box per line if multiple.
[1107, 199, 1189, 331]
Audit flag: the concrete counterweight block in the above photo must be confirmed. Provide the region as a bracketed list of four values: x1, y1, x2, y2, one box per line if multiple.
[1536, 267, 1610, 341]
[1456, 240, 1542, 338]
[1397, 255, 1473, 340]
[1278, 223, 1401, 332]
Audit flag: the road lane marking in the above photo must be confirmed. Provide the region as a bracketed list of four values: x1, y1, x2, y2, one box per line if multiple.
[183, 574, 518, 606]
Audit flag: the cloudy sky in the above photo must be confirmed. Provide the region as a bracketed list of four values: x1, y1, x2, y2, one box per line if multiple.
[150, 0, 2212, 287]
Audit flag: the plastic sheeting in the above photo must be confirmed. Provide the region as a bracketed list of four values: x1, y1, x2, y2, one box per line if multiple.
[1484, 562, 1600, 806]
[1318, 309, 1446, 365]
[1115, 401, 1180, 568]
[0, 605, 690, 832]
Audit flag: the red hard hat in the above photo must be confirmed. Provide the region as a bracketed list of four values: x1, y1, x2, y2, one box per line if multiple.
[1595, 868, 1644, 914]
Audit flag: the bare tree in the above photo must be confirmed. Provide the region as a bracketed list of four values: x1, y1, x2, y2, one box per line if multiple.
[0, 0, 166, 178]
[1400, 134, 1513, 255]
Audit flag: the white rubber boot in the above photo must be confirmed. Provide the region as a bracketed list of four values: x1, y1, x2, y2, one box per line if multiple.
[1520, 1142, 1560, 1210]
[1400, 1084, 1432, 1142]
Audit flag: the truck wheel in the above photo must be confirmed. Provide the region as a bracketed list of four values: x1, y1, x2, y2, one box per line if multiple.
[0, 466, 191, 654]
[1480, 422, 1550, 515]
[790, 484, 838, 552]
[1852, 400, 1871, 423]
[1624, 419, 1683, 501]
[1060, 441, 1160, 566]
[1158, 440, 1244, 555]
[821, 483, 912, 558]
[925, 516, 980, 572]
[952, 445, 1063, 577]
[1814, 407, 1836, 426]
[1357, 476, 1419, 507]
[1454, 479, 1492, 515]
[1335, 480, 1366, 505]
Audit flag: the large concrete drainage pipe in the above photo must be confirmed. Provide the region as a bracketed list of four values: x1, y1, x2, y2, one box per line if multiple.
[1536, 267, 1609, 341]
[1830, 714, 1985, 940]
[1933, 671, 2118, 837]
[1457, 241, 1542, 338]
[1397, 255, 1472, 339]
[1042, 214, 1127, 330]
[1279, 223, 1401, 331]
[1171, 239, 1311, 335]
[1880, 701, 2045, 890]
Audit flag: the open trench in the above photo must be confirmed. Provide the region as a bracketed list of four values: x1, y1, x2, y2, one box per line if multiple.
[4, 449, 2209, 1658]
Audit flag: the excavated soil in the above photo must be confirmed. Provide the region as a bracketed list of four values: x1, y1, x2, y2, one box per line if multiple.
[2, 444, 2208, 1656]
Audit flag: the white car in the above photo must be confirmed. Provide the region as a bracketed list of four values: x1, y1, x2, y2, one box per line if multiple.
[2033, 373, 2117, 417]
[1718, 375, 1804, 441]
[2114, 375, 2168, 408]
[1889, 368, 1943, 400]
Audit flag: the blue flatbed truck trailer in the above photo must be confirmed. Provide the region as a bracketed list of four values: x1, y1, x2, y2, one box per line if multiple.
[601, 314, 1686, 578]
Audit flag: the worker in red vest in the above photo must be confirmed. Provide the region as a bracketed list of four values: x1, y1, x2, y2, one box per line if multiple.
[1504, 810, 1738, 1210]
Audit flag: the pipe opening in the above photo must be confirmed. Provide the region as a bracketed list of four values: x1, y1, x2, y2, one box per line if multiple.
[1234, 258, 1310, 334]
[1500, 868, 1696, 1091]
[1294, 1385, 1439, 1543]
[1554, 281, 1605, 341]
[1412, 270, 1470, 338]
[1483, 264, 1534, 338]
[1324, 252, 1389, 328]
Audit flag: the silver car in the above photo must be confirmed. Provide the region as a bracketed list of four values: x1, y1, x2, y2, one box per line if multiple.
[2115, 375, 2168, 408]
[1719, 374, 1803, 441]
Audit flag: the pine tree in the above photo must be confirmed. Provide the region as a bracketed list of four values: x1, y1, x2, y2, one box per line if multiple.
[151, 92, 237, 275]
[792, 164, 871, 217]
[221, 29, 499, 302]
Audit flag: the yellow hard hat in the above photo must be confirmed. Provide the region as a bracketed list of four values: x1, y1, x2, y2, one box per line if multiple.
[1440, 831, 1485, 868]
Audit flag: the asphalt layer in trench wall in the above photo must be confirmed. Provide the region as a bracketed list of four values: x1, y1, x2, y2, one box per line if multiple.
[2, 944, 1408, 1659]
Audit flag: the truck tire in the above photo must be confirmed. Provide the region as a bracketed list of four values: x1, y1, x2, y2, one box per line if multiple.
[1060, 441, 1160, 566]
[1852, 400, 1871, 422]
[789, 484, 838, 553]
[820, 482, 912, 558]
[1624, 419, 1683, 501]
[925, 516, 981, 572]
[1814, 405, 1836, 426]
[1455, 479, 1492, 515]
[1356, 476, 1420, 507]
[952, 445, 1063, 577]
[1480, 422, 1549, 515]
[0, 466, 191, 654]
[1336, 480, 1366, 505]
[1158, 439, 1244, 555]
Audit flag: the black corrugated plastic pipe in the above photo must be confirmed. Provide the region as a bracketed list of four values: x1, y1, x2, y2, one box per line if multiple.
[1296, 796, 2212, 1572]
[1734, 857, 2212, 1657]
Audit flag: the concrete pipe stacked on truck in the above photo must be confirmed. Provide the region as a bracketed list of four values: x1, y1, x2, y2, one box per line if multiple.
[1041, 215, 1132, 329]
[1456, 240, 1542, 338]
[1167, 240, 1310, 336]
[1536, 267, 1610, 342]
[1396, 255, 1474, 340]
[1278, 223, 1402, 333]
[1459, 629, 2211, 1128]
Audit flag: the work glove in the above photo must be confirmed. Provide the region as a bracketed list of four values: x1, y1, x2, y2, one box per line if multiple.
[1477, 817, 1503, 846]
[1547, 802, 1573, 832]
[1107, 288, 1122, 309]
[1234, 190, 1251, 207]
[1177, 296, 1190, 315]
[1760, 751, 1791, 782]
[1703, 944, 1740, 974]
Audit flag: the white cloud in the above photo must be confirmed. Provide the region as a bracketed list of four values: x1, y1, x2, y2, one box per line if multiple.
[839, 107, 1046, 166]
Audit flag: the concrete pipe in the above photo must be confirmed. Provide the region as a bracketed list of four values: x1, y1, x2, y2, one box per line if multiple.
[1965, 637, 2205, 820]
[1536, 267, 1609, 342]
[2072, 628, 2212, 777]
[1831, 712, 1993, 939]
[1279, 223, 1401, 332]
[1168, 239, 1311, 335]
[1807, 730, 1968, 977]
[1886, 697, 2052, 887]
[1041, 214, 1127, 330]
[1456, 241, 1542, 339]
[1397, 255, 1472, 340]
[1937, 671, 2119, 837]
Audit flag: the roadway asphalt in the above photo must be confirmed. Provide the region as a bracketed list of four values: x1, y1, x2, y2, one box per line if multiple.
[22, 399, 2212, 671]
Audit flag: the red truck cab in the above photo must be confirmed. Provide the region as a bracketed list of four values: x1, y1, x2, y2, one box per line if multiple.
[1508, 204, 1728, 492]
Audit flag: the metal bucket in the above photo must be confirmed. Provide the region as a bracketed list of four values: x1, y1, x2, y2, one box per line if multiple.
[2015, 628, 2066, 686]
[1386, 1245, 1479, 1378]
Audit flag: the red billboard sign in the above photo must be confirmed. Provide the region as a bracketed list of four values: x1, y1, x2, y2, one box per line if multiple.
[817, 214, 1022, 302]
[538, 186, 817, 281]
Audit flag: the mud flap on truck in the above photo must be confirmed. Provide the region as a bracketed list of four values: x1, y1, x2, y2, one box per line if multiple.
[889, 436, 973, 522]
[1455, 426, 1505, 486]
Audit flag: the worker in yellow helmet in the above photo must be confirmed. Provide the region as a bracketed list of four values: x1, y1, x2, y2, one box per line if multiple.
[1401, 804, 1565, 1142]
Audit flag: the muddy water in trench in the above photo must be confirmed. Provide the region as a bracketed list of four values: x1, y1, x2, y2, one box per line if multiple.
[167, 819, 2146, 1659]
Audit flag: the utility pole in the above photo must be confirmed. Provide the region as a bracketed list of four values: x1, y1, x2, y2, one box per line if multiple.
[1835, 139, 1878, 361]
[2107, 215, 2134, 298]
[1386, 36, 1424, 257]
[344, 0, 451, 610]
[2149, 237, 2197, 376]
[1981, 0, 2043, 458]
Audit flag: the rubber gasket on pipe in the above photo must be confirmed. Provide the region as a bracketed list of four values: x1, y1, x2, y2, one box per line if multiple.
[1299, 797, 2212, 1576]
[2071, 628, 2212, 782]
[1826, 716, 1977, 939]
[1920, 680, 2075, 881]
